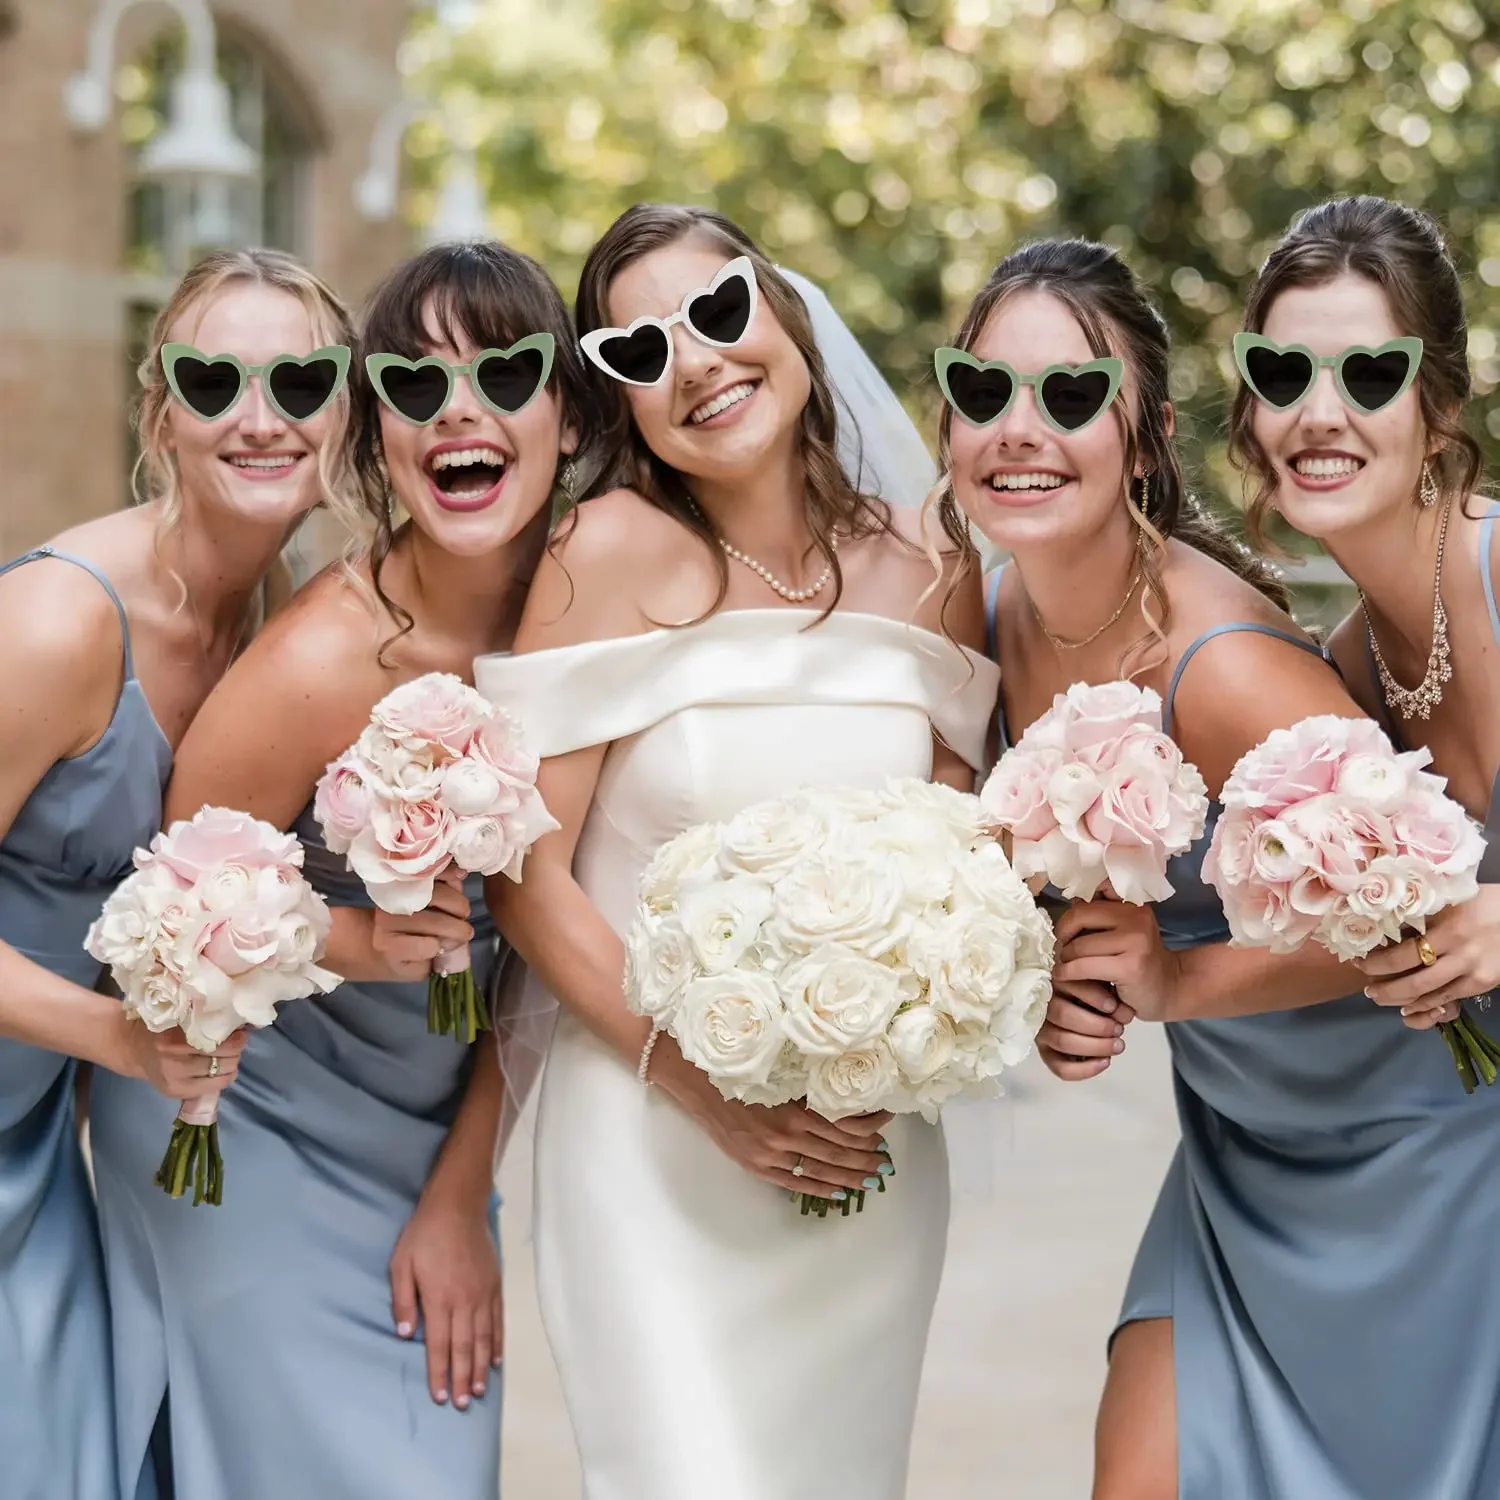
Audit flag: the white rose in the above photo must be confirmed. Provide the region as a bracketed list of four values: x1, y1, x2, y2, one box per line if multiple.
[992, 966, 1052, 1065]
[912, 910, 1020, 1027]
[356, 725, 448, 802]
[770, 852, 910, 959]
[674, 972, 786, 1091]
[948, 843, 1053, 967]
[123, 969, 187, 1032]
[640, 823, 722, 914]
[843, 810, 961, 906]
[86, 874, 178, 977]
[880, 778, 985, 845]
[1320, 910, 1387, 962]
[779, 946, 904, 1057]
[804, 1041, 900, 1120]
[678, 875, 774, 973]
[717, 795, 831, 882]
[886, 1004, 958, 1084]
[623, 914, 697, 1024]
[442, 758, 506, 817]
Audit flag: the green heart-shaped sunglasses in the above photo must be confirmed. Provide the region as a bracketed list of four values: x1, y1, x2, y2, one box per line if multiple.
[365, 334, 556, 425]
[161, 343, 351, 423]
[934, 348, 1124, 433]
[1232, 334, 1424, 414]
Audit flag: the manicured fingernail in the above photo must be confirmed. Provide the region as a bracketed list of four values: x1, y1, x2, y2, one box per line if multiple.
[397, 1322, 413, 1338]
[1113, 1037, 1126, 1053]
[878, 1138, 889, 1152]
[491, 1356, 504, 1368]
[1113, 1023, 1124, 1036]
[473, 1381, 486, 1396]
[435, 1389, 448, 1404]
[455, 1394, 470, 1410]
[877, 1160, 894, 1175]
[863, 1175, 882, 1189]
[831, 1189, 848, 1200]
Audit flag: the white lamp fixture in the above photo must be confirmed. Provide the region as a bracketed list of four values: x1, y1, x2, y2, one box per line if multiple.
[65, 0, 258, 181]
[357, 100, 491, 243]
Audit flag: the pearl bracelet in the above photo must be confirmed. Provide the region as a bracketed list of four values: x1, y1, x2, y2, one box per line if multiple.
[637, 1025, 662, 1086]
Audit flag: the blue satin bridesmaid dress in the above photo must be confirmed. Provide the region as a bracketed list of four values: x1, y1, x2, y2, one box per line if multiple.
[988, 559, 1500, 1497]
[0, 547, 171, 1500]
[90, 808, 506, 1499]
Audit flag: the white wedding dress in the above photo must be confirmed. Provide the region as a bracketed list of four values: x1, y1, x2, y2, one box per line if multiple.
[476, 608, 999, 1500]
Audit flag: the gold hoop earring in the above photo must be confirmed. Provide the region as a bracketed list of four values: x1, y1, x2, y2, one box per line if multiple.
[1419, 460, 1438, 509]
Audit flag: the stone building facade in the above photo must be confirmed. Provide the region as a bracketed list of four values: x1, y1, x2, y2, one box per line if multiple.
[0, 0, 415, 557]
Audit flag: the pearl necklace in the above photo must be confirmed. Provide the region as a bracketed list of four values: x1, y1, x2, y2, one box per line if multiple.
[691, 504, 837, 603]
[1362, 497, 1453, 722]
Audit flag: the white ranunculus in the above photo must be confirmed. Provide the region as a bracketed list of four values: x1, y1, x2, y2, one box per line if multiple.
[804, 1041, 900, 1120]
[674, 972, 786, 1090]
[886, 1003, 958, 1083]
[442, 758, 506, 817]
[624, 914, 697, 1024]
[717, 794, 832, 882]
[640, 823, 722, 914]
[912, 910, 1021, 1027]
[779, 946, 904, 1056]
[1334, 752, 1411, 815]
[678, 876, 775, 973]
[450, 815, 512, 876]
[769, 852, 910, 960]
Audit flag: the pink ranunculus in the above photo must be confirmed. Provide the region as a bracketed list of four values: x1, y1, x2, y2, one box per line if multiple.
[1219, 715, 1387, 816]
[1247, 818, 1306, 887]
[150, 806, 302, 885]
[468, 711, 541, 787]
[350, 799, 456, 915]
[979, 747, 1063, 842]
[371, 673, 483, 756]
[1108, 725, 1185, 782]
[313, 753, 375, 856]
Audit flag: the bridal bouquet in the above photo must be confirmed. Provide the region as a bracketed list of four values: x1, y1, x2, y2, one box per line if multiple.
[979, 680, 1210, 903]
[623, 778, 1054, 1217]
[314, 673, 558, 1042]
[1201, 714, 1496, 1091]
[85, 807, 339, 1205]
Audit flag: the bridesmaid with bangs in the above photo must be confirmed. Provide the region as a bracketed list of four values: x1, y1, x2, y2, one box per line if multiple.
[90, 240, 593, 1499]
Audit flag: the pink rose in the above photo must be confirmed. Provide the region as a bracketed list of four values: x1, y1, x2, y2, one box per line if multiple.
[1054, 680, 1162, 754]
[149, 806, 302, 885]
[1322, 910, 1387, 962]
[350, 799, 456, 915]
[979, 748, 1063, 841]
[1221, 715, 1390, 817]
[1392, 790, 1486, 896]
[468, 712, 541, 787]
[371, 673, 484, 756]
[313, 753, 375, 855]
[1084, 769, 1175, 904]
[1202, 809, 1257, 891]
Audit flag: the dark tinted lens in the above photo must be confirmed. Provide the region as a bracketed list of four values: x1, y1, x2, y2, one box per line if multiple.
[1039, 369, 1113, 431]
[1341, 350, 1412, 412]
[173, 357, 241, 418]
[686, 274, 753, 344]
[1244, 346, 1314, 408]
[945, 364, 1014, 425]
[474, 349, 546, 412]
[378, 364, 450, 423]
[597, 325, 671, 384]
[268, 358, 340, 420]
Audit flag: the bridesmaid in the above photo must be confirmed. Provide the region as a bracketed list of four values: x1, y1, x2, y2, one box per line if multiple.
[90, 238, 591, 1498]
[929, 238, 1434, 1500]
[0, 247, 359, 1500]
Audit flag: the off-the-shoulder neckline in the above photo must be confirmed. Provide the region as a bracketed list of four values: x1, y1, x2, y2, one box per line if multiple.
[480, 606, 992, 666]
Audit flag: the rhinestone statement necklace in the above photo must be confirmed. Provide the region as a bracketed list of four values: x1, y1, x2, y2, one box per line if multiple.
[1362, 497, 1453, 722]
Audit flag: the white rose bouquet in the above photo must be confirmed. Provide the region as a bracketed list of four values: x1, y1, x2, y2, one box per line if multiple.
[85, 807, 340, 1206]
[313, 673, 559, 1041]
[624, 778, 1055, 1217]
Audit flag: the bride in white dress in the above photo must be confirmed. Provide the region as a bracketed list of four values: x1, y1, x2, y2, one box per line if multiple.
[481, 205, 999, 1500]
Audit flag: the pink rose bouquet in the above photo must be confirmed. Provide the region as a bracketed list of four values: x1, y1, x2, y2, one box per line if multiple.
[979, 680, 1210, 904]
[85, 807, 340, 1205]
[1202, 714, 1497, 1091]
[314, 673, 558, 1041]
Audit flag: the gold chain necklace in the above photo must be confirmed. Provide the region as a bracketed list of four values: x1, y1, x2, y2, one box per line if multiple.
[1029, 547, 1145, 651]
[1361, 497, 1453, 722]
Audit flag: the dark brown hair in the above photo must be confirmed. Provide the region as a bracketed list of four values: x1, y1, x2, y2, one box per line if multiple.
[353, 239, 595, 654]
[1229, 195, 1483, 542]
[574, 202, 896, 621]
[933, 238, 1289, 667]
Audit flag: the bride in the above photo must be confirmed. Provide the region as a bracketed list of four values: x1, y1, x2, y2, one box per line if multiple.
[482, 204, 998, 1499]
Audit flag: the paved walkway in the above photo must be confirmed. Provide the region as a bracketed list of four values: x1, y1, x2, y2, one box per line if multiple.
[496, 1024, 1180, 1497]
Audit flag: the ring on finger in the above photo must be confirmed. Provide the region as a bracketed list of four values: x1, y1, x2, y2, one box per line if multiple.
[790, 1154, 805, 1179]
[1417, 937, 1438, 968]
[208, 1054, 221, 1078]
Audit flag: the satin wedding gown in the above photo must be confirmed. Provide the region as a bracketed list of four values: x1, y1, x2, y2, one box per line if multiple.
[477, 607, 999, 1500]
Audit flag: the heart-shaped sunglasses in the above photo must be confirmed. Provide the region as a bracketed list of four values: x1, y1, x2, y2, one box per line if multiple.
[161, 343, 351, 423]
[581, 257, 759, 386]
[364, 334, 556, 425]
[1233, 334, 1424, 415]
[934, 348, 1124, 433]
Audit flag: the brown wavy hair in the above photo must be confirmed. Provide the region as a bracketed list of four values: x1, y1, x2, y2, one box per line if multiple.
[933, 238, 1288, 670]
[353, 238, 597, 657]
[574, 203, 896, 622]
[1228, 195, 1484, 543]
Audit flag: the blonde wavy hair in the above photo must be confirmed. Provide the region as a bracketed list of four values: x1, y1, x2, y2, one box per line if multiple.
[132, 248, 367, 570]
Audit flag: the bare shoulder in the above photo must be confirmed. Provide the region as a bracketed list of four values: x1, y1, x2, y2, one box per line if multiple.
[0, 549, 126, 704]
[518, 490, 707, 651]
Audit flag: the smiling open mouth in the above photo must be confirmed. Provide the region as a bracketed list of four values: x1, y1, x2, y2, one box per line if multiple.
[688, 382, 759, 426]
[988, 471, 1071, 495]
[1292, 454, 1364, 479]
[428, 445, 508, 498]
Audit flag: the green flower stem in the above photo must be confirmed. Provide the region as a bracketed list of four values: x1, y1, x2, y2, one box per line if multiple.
[427, 970, 492, 1042]
[154, 1121, 224, 1207]
[1438, 1020, 1479, 1095]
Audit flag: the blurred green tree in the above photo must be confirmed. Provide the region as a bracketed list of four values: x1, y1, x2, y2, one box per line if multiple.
[410, 0, 1500, 547]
